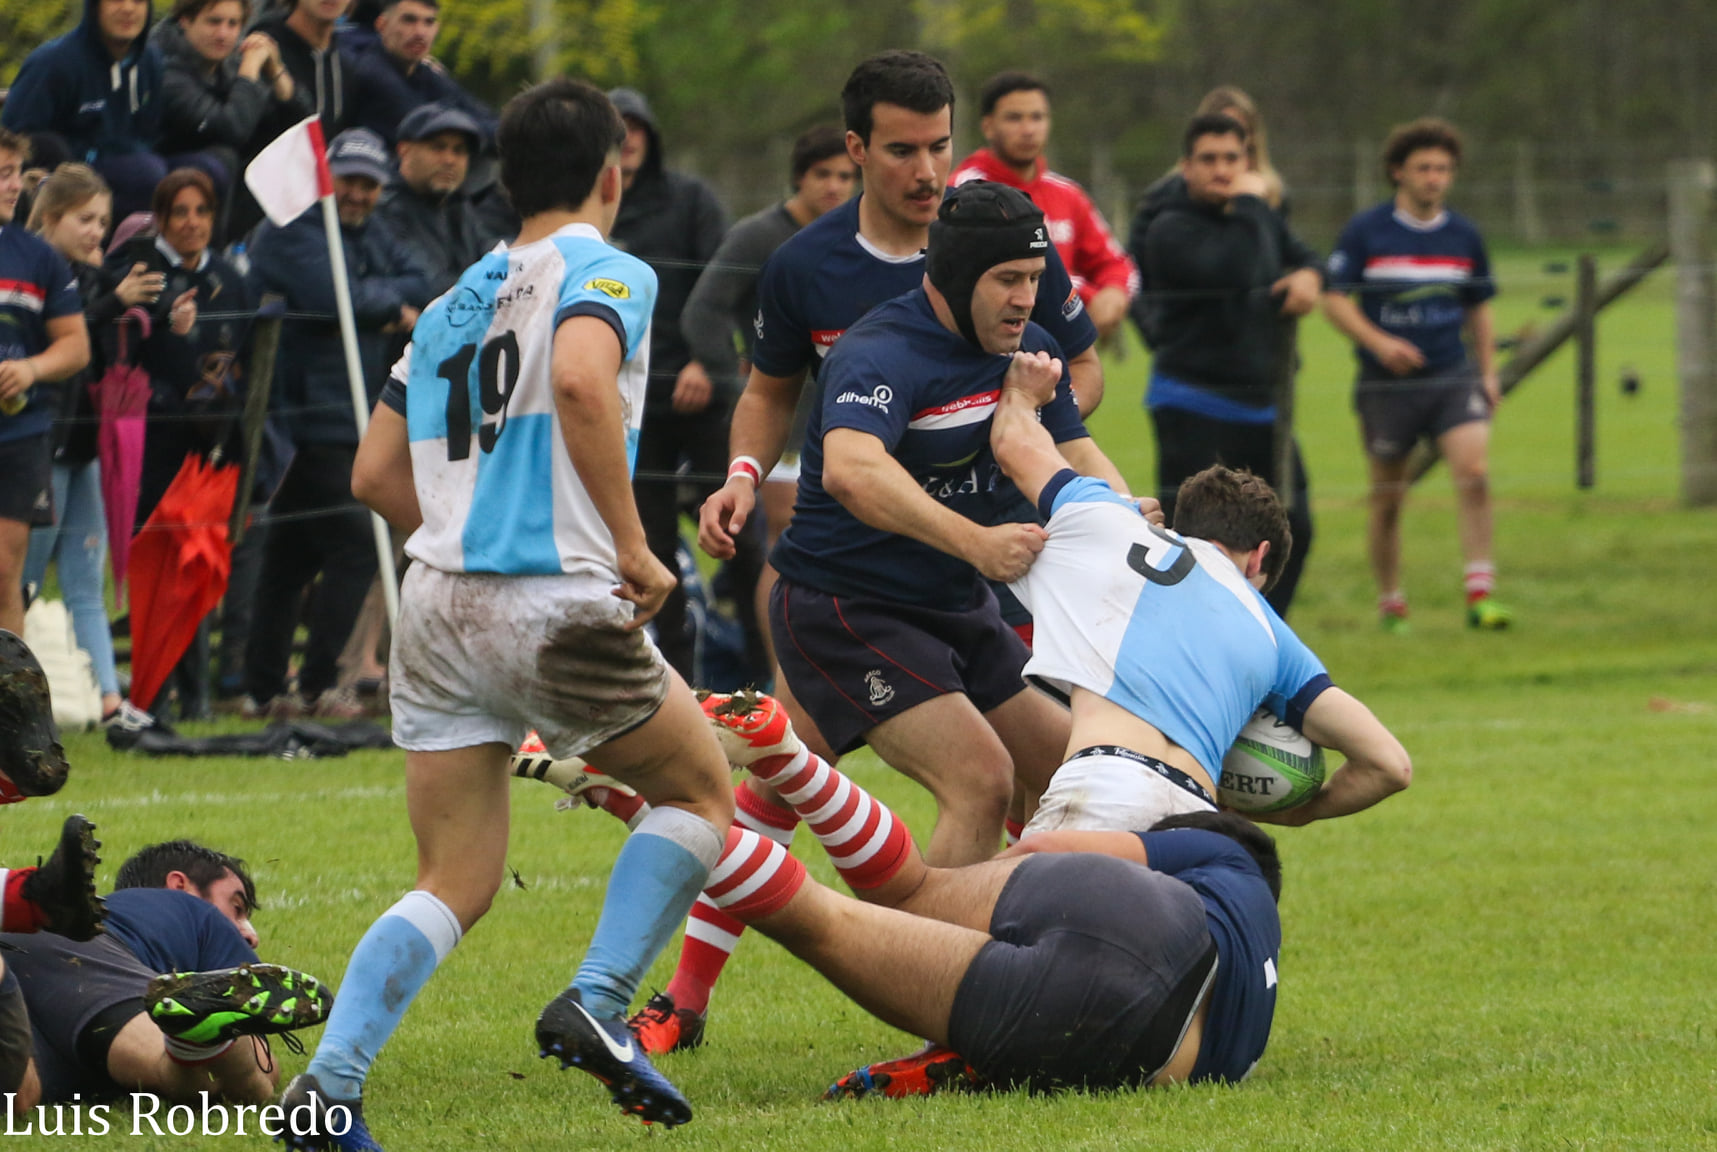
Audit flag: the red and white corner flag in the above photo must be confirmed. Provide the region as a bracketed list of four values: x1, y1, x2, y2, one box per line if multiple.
[244, 116, 333, 227]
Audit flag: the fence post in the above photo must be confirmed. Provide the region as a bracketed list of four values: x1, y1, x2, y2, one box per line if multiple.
[229, 294, 285, 544]
[1575, 254, 1597, 489]
[1667, 160, 1717, 505]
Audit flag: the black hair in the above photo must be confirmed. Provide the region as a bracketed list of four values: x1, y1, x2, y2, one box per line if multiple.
[498, 78, 626, 219]
[1173, 465, 1292, 593]
[790, 124, 849, 185]
[1148, 810, 1282, 902]
[1382, 117, 1463, 184]
[840, 50, 954, 145]
[979, 70, 1049, 118]
[1181, 112, 1247, 158]
[115, 840, 259, 912]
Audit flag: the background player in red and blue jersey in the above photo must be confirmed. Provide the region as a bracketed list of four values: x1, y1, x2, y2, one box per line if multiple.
[1324, 118, 1512, 632]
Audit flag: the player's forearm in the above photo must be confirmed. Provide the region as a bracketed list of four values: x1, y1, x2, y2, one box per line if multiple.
[1283, 688, 1413, 825]
[990, 390, 1067, 507]
[728, 367, 805, 473]
[824, 437, 987, 562]
[1466, 302, 1497, 378]
[1321, 291, 1387, 353]
[1067, 345, 1105, 417]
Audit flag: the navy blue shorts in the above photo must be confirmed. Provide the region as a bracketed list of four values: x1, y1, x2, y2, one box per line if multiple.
[768, 578, 1033, 756]
[0, 434, 53, 526]
[0, 961, 29, 1094]
[1, 931, 152, 1100]
[1355, 368, 1490, 462]
[949, 853, 1217, 1089]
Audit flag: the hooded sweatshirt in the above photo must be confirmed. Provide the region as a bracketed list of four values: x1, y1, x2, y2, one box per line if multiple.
[605, 87, 727, 399]
[1, 0, 164, 160]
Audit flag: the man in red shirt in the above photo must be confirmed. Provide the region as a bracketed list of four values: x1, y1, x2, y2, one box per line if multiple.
[953, 71, 1137, 363]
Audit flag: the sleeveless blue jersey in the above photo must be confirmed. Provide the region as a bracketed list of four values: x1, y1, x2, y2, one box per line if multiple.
[770, 290, 1089, 610]
[1326, 202, 1494, 377]
[1012, 473, 1330, 778]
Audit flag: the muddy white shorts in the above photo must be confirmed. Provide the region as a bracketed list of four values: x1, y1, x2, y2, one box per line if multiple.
[390, 564, 670, 759]
[1023, 745, 1216, 837]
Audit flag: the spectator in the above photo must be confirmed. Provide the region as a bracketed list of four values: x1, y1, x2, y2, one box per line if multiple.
[372, 102, 495, 297]
[605, 85, 730, 683]
[151, 0, 304, 202]
[0, 130, 91, 639]
[1323, 118, 1509, 632]
[679, 123, 855, 683]
[343, 0, 497, 149]
[1138, 113, 1321, 617]
[0, 0, 169, 223]
[241, 128, 431, 721]
[952, 71, 1137, 357]
[21, 164, 159, 732]
[1129, 85, 1286, 348]
[232, 0, 348, 238]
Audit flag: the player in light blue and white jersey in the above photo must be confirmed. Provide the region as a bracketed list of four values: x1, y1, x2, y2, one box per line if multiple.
[277, 80, 735, 1150]
[988, 360, 1410, 837]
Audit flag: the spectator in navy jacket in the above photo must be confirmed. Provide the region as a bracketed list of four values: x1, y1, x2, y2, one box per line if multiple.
[343, 0, 496, 149]
[1, 0, 170, 222]
[240, 128, 431, 721]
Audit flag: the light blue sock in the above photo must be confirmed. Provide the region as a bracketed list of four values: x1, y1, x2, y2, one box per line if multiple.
[573, 806, 723, 1019]
[308, 890, 462, 1101]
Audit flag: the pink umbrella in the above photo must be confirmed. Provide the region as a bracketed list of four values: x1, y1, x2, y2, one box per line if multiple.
[92, 309, 153, 601]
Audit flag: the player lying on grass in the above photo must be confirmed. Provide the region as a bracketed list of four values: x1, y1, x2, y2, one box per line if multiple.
[288, 77, 735, 1150]
[690, 691, 1282, 1095]
[988, 360, 1412, 836]
[0, 840, 331, 1110]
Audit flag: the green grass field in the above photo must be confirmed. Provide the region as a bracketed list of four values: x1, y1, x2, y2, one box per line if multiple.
[8, 247, 1717, 1150]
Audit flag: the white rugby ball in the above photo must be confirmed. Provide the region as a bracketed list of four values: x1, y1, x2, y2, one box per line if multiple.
[1218, 707, 1326, 814]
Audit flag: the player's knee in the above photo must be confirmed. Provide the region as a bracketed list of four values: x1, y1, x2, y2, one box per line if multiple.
[1453, 466, 1489, 501]
[939, 756, 1014, 823]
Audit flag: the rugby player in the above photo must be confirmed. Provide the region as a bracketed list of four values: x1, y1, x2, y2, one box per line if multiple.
[641, 51, 1125, 1056]
[281, 78, 734, 1147]
[989, 369, 1413, 836]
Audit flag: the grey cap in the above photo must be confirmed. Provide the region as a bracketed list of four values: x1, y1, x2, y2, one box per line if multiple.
[397, 103, 482, 149]
[326, 128, 393, 185]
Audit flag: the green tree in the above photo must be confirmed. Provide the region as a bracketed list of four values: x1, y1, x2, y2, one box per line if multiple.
[0, 0, 77, 85]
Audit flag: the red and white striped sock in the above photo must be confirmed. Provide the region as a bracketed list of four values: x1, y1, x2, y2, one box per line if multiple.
[1004, 817, 1025, 847]
[749, 750, 913, 891]
[703, 828, 806, 922]
[662, 780, 799, 1013]
[1464, 562, 1496, 605]
[0, 868, 44, 933]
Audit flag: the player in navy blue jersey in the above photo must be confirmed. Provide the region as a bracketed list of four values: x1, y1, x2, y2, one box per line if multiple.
[1324, 118, 1511, 632]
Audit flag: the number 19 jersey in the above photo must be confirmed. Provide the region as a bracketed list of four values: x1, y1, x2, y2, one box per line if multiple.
[387, 221, 657, 577]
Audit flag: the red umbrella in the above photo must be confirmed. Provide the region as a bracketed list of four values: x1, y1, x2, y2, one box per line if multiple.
[92, 309, 153, 600]
[127, 454, 239, 712]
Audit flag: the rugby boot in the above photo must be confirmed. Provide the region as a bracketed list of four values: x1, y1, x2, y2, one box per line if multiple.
[0, 630, 70, 797]
[1467, 597, 1514, 630]
[275, 1073, 384, 1152]
[18, 813, 106, 940]
[147, 963, 332, 1046]
[537, 987, 692, 1127]
[700, 689, 803, 770]
[824, 1044, 980, 1100]
[627, 990, 706, 1055]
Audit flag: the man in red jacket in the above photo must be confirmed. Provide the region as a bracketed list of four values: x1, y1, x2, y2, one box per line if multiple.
[952, 71, 1137, 350]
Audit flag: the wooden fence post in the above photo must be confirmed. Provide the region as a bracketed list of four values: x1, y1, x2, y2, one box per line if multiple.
[1575, 254, 1597, 489]
[1668, 159, 1717, 505]
[229, 294, 285, 544]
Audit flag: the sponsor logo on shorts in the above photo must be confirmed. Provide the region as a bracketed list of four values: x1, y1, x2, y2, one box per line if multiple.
[1468, 391, 1488, 417]
[863, 670, 895, 707]
[584, 278, 631, 299]
[836, 385, 892, 413]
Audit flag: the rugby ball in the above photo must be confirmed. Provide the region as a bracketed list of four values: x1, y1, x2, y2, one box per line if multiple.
[1218, 707, 1326, 814]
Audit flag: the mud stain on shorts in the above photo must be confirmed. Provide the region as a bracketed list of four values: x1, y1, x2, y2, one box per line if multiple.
[536, 614, 669, 736]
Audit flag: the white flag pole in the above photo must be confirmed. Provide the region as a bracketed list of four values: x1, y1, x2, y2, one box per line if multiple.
[319, 191, 400, 625]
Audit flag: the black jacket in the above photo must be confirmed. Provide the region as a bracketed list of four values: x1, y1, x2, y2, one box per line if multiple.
[606, 91, 727, 400]
[1140, 188, 1322, 406]
[150, 17, 304, 157]
[247, 208, 431, 447]
[50, 260, 126, 464]
[372, 180, 500, 298]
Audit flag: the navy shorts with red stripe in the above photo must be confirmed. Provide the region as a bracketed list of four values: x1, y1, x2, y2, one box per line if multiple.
[769, 577, 1033, 755]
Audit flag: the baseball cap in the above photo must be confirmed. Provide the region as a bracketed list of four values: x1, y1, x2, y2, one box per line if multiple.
[326, 129, 393, 185]
[397, 103, 482, 150]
